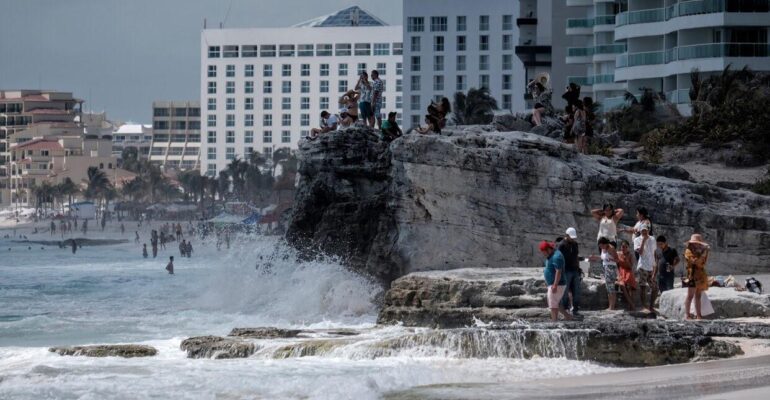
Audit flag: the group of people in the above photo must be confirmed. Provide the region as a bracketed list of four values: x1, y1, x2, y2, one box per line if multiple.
[540, 204, 712, 321]
[529, 79, 596, 154]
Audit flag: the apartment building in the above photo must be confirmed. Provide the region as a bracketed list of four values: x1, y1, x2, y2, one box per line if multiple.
[402, 0, 524, 127]
[150, 101, 201, 171]
[112, 123, 153, 160]
[200, 6, 403, 176]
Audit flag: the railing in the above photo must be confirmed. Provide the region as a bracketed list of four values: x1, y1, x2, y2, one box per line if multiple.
[594, 44, 627, 54]
[666, 0, 726, 19]
[616, 8, 665, 26]
[666, 89, 691, 104]
[567, 76, 593, 86]
[568, 47, 594, 57]
[594, 15, 616, 25]
[616, 51, 664, 67]
[619, 42, 769, 68]
[592, 74, 616, 84]
[567, 18, 595, 28]
[618, 0, 769, 27]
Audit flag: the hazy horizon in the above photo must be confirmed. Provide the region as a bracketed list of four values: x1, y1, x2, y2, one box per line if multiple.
[0, 0, 402, 124]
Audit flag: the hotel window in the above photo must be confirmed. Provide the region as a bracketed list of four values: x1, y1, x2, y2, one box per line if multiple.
[245, 64, 254, 77]
[407, 17, 424, 32]
[226, 81, 235, 94]
[207, 131, 216, 143]
[373, 43, 390, 55]
[282, 81, 291, 93]
[245, 147, 253, 156]
[457, 35, 466, 51]
[320, 80, 329, 93]
[206, 164, 216, 176]
[245, 81, 254, 94]
[434, 36, 444, 52]
[392, 42, 403, 55]
[433, 75, 444, 91]
[207, 65, 217, 77]
[263, 81, 272, 94]
[339, 63, 348, 76]
[226, 98, 235, 110]
[207, 98, 216, 111]
[354, 43, 371, 56]
[226, 65, 235, 77]
[263, 65, 272, 77]
[479, 35, 489, 51]
[480, 74, 489, 89]
[207, 81, 216, 94]
[396, 62, 403, 75]
[263, 131, 272, 143]
[245, 97, 254, 110]
[456, 75, 466, 91]
[338, 80, 348, 92]
[207, 148, 216, 160]
[456, 16, 466, 31]
[479, 15, 489, 31]
[502, 15, 513, 30]
[301, 81, 310, 93]
[226, 114, 235, 127]
[431, 16, 448, 32]
[434, 55, 444, 71]
[223, 45, 239, 58]
[301, 97, 310, 110]
[502, 74, 512, 90]
[245, 114, 254, 127]
[411, 76, 421, 91]
[410, 36, 421, 52]
[226, 147, 235, 160]
[207, 115, 216, 127]
[395, 96, 402, 109]
[244, 130, 254, 143]
[410, 95, 420, 111]
[264, 147, 272, 158]
[282, 64, 291, 77]
[456, 55, 466, 71]
[320, 97, 329, 109]
[282, 97, 291, 110]
[335, 43, 351, 56]
[208, 46, 220, 58]
[226, 131, 235, 143]
[502, 54, 513, 70]
[411, 115, 420, 127]
[281, 114, 291, 126]
[279, 44, 295, 57]
[479, 55, 489, 70]
[281, 130, 291, 143]
[260, 45, 276, 57]
[320, 63, 329, 76]
[301, 64, 310, 76]
[396, 79, 402, 92]
[357, 63, 366, 75]
[316, 44, 332, 56]
[502, 95, 512, 110]
[298, 44, 314, 57]
[263, 98, 272, 110]
[263, 115, 272, 126]
[410, 56, 421, 72]
[242, 45, 258, 57]
[301, 114, 310, 126]
[502, 35, 512, 51]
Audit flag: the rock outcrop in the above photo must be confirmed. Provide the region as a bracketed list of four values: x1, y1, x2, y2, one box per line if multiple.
[180, 336, 257, 359]
[287, 128, 770, 284]
[49, 344, 157, 358]
[659, 287, 770, 319]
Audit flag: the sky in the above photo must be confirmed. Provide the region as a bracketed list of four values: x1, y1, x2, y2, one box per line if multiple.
[0, 0, 402, 124]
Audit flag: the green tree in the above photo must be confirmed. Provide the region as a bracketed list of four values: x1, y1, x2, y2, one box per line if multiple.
[120, 147, 141, 172]
[451, 87, 498, 125]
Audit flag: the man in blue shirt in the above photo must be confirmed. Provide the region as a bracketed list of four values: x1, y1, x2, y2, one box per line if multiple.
[540, 240, 572, 321]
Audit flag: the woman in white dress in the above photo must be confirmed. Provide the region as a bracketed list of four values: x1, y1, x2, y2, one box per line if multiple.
[591, 203, 624, 248]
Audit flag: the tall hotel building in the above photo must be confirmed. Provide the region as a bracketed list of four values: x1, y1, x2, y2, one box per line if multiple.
[150, 101, 201, 171]
[200, 6, 403, 176]
[565, 0, 770, 112]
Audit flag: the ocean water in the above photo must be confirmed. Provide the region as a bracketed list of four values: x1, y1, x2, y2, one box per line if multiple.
[0, 224, 613, 399]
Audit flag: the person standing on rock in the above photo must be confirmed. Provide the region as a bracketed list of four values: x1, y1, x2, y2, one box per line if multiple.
[370, 70, 384, 128]
[539, 241, 571, 321]
[684, 234, 710, 320]
[355, 71, 373, 128]
[634, 223, 658, 313]
[558, 227, 582, 317]
[655, 236, 680, 293]
[592, 204, 623, 250]
[166, 256, 174, 275]
[596, 237, 619, 310]
[617, 240, 637, 311]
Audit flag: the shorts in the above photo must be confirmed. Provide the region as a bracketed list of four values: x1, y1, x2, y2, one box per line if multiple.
[638, 268, 654, 288]
[359, 102, 373, 119]
[534, 102, 545, 109]
[547, 285, 566, 308]
[373, 102, 382, 118]
[603, 264, 618, 291]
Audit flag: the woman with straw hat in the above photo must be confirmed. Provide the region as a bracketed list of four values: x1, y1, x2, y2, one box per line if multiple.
[684, 234, 710, 320]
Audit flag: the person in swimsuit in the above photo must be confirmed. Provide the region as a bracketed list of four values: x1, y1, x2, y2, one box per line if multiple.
[617, 240, 637, 311]
[591, 203, 624, 249]
[339, 90, 360, 127]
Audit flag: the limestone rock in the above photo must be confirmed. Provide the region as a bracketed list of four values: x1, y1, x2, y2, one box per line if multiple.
[180, 336, 257, 359]
[491, 112, 532, 132]
[49, 344, 157, 358]
[659, 287, 770, 319]
[228, 327, 302, 339]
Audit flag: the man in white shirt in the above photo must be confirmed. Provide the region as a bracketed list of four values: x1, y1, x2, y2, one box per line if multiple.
[634, 223, 658, 312]
[308, 111, 339, 139]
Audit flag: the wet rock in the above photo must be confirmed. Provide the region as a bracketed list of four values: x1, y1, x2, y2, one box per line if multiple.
[270, 339, 356, 359]
[491, 112, 532, 132]
[49, 344, 157, 358]
[659, 287, 770, 319]
[228, 327, 302, 339]
[613, 159, 691, 181]
[180, 336, 257, 359]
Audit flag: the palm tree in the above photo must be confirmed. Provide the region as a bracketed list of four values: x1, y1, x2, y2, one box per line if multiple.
[451, 87, 498, 125]
[120, 147, 141, 172]
[58, 177, 79, 211]
[85, 166, 113, 219]
[271, 148, 292, 178]
[226, 157, 248, 200]
[217, 170, 230, 200]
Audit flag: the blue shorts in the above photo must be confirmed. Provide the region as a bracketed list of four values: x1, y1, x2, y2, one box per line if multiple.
[373, 102, 382, 118]
[359, 102, 373, 119]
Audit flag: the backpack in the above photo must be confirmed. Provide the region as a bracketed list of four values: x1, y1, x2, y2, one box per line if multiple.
[745, 277, 763, 294]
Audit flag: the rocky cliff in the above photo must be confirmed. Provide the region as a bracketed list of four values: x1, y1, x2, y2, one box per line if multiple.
[287, 126, 770, 284]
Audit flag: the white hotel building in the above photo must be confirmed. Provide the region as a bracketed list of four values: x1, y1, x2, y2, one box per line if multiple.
[200, 6, 403, 176]
[566, 0, 770, 112]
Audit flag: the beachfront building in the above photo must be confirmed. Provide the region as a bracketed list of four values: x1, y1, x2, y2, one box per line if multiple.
[566, 0, 770, 113]
[112, 123, 153, 161]
[0, 90, 83, 206]
[150, 101, 201, 172]
[200, 6, 403, 176]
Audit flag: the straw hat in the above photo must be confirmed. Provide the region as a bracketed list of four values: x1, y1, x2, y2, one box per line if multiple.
[685, 234, 709, 247]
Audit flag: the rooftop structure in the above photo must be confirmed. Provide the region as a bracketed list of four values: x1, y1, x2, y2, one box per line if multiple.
[293, 6, 387, 27]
